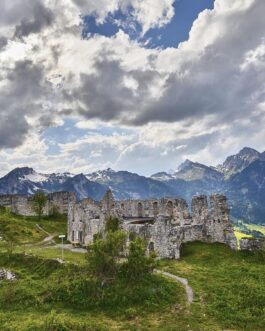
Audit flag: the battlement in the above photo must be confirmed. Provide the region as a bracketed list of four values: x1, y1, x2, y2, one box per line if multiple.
[68, 190, 237, 259]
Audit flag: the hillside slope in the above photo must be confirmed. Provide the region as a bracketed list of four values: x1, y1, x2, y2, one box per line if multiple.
[0, 240, 264, 331]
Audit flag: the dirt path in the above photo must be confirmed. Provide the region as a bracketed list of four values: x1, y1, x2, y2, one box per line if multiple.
[154, 269, 194, 304]
[35, 224, 56, 245]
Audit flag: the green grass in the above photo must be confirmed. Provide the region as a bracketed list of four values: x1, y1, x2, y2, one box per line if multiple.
[159, 242, 265, 331]
[245, 223, 265, 235]
[0, 242, 264, 330]
[234, 230, 252, 242]
[234, 220, 265, 239]
[20, 246, 87, 266]
[1, 210, 265, 330]
[0, 207, 67, 245]
[0, 253, 186, 331]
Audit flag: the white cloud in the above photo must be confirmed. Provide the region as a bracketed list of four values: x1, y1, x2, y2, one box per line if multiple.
[0, 0, 265, 175]
[73, 0, 175, 34]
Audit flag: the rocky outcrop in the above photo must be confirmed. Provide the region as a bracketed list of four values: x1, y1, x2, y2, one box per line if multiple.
[0, 269, 16, 281]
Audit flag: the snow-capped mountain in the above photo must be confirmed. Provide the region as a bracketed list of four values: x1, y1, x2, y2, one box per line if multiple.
[1, 147, 265, 224]
[0, 167, 106, 200]
[151, 159, 225, 202]
[86, 168, 175, 199]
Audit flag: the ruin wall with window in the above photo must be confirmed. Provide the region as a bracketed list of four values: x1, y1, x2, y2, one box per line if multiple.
[68, 189, 237, 259]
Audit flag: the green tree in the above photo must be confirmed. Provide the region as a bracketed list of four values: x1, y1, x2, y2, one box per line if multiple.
[32, 191, 47, 221]
[105, 216, 121, 233]
[86, 216, 155, 283]
[86, 217, 125, 282]
[87, 230, 126, 282]
[122, 237, 156, 281]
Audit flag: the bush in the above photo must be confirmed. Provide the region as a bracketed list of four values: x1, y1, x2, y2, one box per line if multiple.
[86, 216, 156, 284]
[86, 230, 126, 282]
[121, 237, 157, 282]
[104, 216, 121, 233]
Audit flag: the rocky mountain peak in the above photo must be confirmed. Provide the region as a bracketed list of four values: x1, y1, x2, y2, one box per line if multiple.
[177, 159, 194, 171]
[219, 147, 262, 176]
[7, 167, 35, 178]
[238, 147, 260, 157]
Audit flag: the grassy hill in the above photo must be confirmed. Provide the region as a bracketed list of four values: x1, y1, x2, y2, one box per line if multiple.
[0, 210, 264, 330]
[0, 207, 67, 245]
[159, 242, 265, 331]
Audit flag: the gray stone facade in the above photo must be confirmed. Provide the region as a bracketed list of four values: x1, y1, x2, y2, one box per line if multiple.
[240, 238, 265, 251]
[0, 191, 76, 216]
[68, 190, 237, 259]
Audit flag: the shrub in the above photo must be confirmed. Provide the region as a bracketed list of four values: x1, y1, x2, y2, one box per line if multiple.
[86, 216, 156, 284]
[105, 216, 121, 233]
[86, 230, 126, 282]
[121, 237, 157, 282]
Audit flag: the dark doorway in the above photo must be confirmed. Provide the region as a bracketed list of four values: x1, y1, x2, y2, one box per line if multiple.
[138, 202, 143, 217]
[153, 202, 159, 216]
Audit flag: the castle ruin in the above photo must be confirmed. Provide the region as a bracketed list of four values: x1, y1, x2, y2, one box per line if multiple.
[0, 191, 76, 216]
[68, 190, 237, 259]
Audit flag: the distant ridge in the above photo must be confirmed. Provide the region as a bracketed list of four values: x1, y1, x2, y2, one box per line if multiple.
[0, 147, 265, 224]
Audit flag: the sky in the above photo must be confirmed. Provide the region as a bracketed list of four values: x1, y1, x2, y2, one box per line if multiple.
[0, 0, 265, 176]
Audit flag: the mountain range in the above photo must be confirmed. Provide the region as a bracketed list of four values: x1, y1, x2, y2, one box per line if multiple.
[0, 147, 265, 224]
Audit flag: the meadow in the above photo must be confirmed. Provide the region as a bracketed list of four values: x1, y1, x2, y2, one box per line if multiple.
[0, 208, 264, 331]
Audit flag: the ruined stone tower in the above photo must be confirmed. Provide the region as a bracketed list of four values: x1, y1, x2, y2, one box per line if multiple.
[68, 190, 237, 259]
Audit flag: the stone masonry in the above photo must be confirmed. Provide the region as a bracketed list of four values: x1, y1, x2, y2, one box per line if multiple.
[240, 238, 265, 251]
[0, 191, 76, 216]
[68, 189, 237, 259]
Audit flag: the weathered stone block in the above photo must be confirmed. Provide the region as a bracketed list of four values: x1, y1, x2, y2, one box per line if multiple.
[240, 238, 265, 251]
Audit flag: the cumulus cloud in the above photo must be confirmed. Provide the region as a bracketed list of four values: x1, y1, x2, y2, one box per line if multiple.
[0, 0, 265, 174]
[73, 0, 175, 33]
[14, 1, 54, 39]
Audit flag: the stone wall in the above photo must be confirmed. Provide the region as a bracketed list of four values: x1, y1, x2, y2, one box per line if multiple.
[0, 191, 76, 216]
[68, 190, 237, 259]
[240, 238, 265, 251]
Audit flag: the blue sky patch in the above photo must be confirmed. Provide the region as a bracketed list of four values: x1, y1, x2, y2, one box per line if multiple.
[82, 0, 214, 48]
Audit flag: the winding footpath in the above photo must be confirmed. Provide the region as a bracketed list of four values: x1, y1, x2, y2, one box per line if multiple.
[36, 224, 56, 245]
[154, 269, 194, 305]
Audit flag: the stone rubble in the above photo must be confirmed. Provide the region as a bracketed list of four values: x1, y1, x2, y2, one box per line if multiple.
[0, 269, 16, 281]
